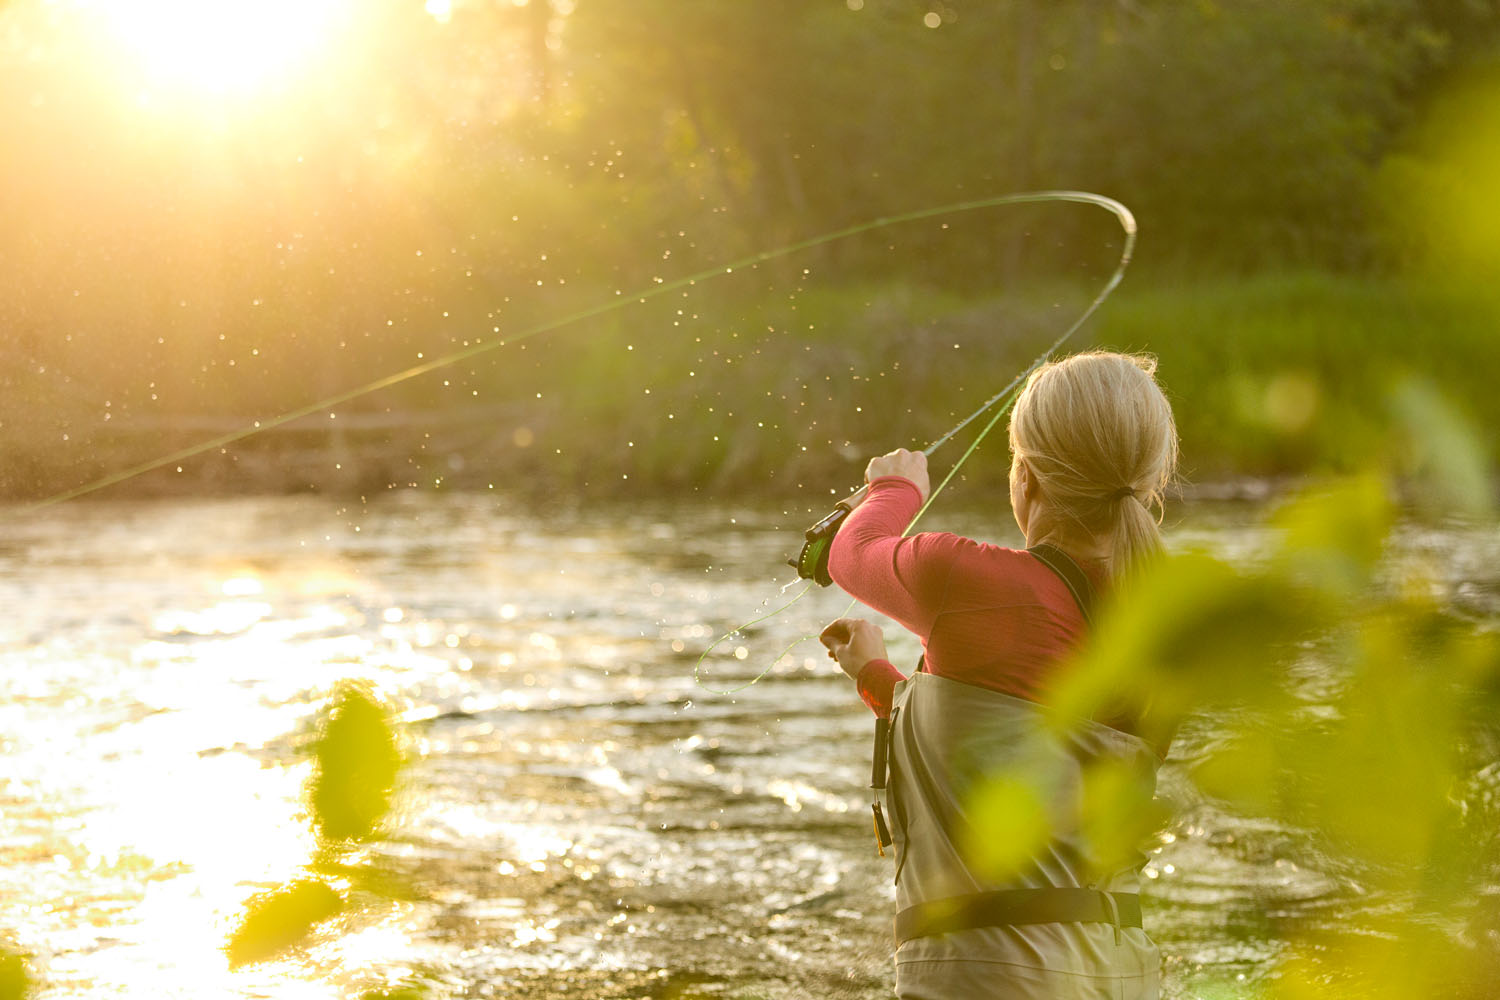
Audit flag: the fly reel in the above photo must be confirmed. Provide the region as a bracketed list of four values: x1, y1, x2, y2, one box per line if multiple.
[787, 486, 868, 586]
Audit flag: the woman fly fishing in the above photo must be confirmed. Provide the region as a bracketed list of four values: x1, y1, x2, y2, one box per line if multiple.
[820, 351, 1177, 999]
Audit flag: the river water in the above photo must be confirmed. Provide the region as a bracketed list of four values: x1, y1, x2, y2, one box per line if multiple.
[2, 491, 1496, 999]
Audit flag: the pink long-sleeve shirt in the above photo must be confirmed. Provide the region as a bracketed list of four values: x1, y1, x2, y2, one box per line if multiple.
[828, 476, 1105, 718]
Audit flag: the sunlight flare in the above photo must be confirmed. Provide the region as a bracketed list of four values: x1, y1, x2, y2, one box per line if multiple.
[88, 0, 351, 95]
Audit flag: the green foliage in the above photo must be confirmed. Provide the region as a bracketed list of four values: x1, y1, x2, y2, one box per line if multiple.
[1388, 376, 1495, 517]
[1051, 3, 1389, 273]
[1094, 272, 1500, 481]
[0, 943, 31, 1000]
[1372, 59, 1500, 285]
[1078, 757, 1173, 878]
[1270, 474, 1394, 595]
[463, 270, 1500, 497]
[960, 774, 1053, 883]
[357, 986, 430, 1000]
[225, 879, 344, 969]
[225, 683, 404, 971]
[1044, 386, 1500, 997]
[5, 0, 1500, 500]
[309, 682, 403, 844]
[561, 0, 1494, 278]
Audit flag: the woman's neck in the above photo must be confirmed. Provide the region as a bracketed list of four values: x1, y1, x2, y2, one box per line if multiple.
[1024, 512, 1113, 564]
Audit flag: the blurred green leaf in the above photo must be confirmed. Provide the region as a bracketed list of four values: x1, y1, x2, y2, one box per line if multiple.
[1373, 63, 1500, 289]
[358, 987, 429, 1000]
[1192, 729, 1285, 818]
[1139, 459, 1500, 994]
[309, 855, 423, 903]
[1271, 916, 1492, 1000]
[1052, 551, 1317, 750]
[1271, 473, 1394, 595]
[1388, 376, 1494, 518]
[959, 773, 1051, 883]
[1292, 615, 1464, 872]
[1078, 758, 1172, 878]
[0, 943, 31, 1000]
[225, 878, 343, 969]
[309, 683, 402, 844]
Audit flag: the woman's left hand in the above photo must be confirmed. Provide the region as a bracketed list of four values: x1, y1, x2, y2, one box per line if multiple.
[818, 617, 889, 681]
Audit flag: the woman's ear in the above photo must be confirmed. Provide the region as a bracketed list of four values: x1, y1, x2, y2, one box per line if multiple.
[1014, 457, 1039, 499]
[1009, 455, 1034, 537]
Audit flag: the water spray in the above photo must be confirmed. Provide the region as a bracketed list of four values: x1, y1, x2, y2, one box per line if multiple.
[13, 189, 1136, 695]
[699, 191, 1137, 694]
[790, 194, 1136, 589]
[23, 191, 1131, 514]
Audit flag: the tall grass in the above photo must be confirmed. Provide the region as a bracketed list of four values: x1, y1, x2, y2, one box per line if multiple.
[7, 271, 1495, 501]
[1095, 271, 1500, 483]
[503, 270, 1500, 498]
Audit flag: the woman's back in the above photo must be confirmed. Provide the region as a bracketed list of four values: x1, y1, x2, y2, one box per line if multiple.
[831, 488, 1164, 998]
[819, 351, 1179, 999]
[828, 476, 1101, 711]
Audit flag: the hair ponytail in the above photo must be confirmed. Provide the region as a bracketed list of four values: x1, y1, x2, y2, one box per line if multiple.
[1009, 352, 1178, 578]
[1109, 487, 1168, 577]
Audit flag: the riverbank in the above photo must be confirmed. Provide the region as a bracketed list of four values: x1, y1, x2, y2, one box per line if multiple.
[5, 271, 1494, 506]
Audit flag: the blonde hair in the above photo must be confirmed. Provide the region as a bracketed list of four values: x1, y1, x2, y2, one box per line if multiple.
[1008, 351, 1178, 576]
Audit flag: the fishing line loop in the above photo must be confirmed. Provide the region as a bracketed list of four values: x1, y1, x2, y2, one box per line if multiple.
[693, 191, 1137, 695]
[16, 188, 1135, 698]
[692, 581, 817, 696]
[24, 190, 1131, 514]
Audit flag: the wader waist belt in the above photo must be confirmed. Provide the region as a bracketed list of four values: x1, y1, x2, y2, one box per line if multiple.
[895, 888, 1142, 945]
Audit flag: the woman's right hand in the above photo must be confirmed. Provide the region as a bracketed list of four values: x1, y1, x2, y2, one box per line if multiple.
[818, 617, 889, 681]
[863, 448, 929, 502]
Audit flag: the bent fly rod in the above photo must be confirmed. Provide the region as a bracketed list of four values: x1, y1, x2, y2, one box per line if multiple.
[786, 192, 1137, 587]
[698, 191, 1136, 694]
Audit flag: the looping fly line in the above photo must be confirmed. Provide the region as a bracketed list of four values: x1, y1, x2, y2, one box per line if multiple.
[692, 191, 1137, 696]
[20, 190, 1136, 696]
[25, 191, 1132, 514]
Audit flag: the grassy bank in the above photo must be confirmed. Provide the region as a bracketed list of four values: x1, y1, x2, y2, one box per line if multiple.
[1097, 272, 1498, 483]
[6, 271, 1495, 504]
[519, 269, 1498, 497]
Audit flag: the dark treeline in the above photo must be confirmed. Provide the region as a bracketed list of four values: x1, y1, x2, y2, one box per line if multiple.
[563, 0, 1498, 277]
[3, 0, 1499, 500]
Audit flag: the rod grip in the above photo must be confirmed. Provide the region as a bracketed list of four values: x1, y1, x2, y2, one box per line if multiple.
[839, 484, 869, 510]
[871, 716, 889, 790]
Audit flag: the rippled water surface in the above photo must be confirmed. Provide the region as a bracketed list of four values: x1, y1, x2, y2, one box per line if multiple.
[2, 492, 1496, 999]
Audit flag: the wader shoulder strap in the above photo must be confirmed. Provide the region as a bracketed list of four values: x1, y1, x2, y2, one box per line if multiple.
[1027, 543, 1097, 627]
[896, 888, 1142, 946]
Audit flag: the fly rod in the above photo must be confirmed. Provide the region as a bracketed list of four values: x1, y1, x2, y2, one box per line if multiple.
[787, 192, 1137, 587]
[697, 191, 1136, 695]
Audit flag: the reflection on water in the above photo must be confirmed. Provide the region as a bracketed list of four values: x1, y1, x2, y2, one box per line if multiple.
[1, 492, 1496, 998]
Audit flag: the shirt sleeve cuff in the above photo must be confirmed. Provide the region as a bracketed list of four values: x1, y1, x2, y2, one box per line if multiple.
[855, 658, 905, 718]
[866, 475, 924, 502]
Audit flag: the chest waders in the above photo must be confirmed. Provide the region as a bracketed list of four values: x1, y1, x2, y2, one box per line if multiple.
[870, 544, 1143, 947]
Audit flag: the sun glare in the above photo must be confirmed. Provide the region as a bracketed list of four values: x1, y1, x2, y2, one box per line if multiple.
[89, 0, 351, 95]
